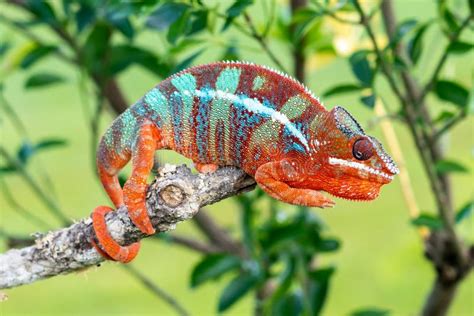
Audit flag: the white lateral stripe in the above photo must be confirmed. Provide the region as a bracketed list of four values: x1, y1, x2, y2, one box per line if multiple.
[328, 157, 393, 180]
[194, 89, 309, 150]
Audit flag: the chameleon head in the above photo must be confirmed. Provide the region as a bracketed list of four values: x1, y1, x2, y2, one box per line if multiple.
[302, 106, 399, 201]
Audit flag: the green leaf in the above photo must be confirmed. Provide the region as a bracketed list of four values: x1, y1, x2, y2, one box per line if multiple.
[25, 0, 57, 25]
[349, 51, 373, 86]
[322, 84, 363, 98]
[146, 3, 190, 31]
[0, 42, 11, 57]
[167, 11, 190, 44]
[75, 4, 95, 32]
[21, 45, 56, 69]
[448, 41, 474, 54]
[435, 159, 468, 174]
[351, 307, 391, 316]
[360, 93, 376, 108]
[191, 254, 240, 288]
[109, 45, 170, 78]
[218, 273, 259, 312]
[35, 139, 67, 150]
[315, 238, 341, 252]
[84, 22, 111, 72]
[455, 202, 473, 224]
[291, 8, 320, 40]
[308, 267, 335, 315]
[442, 8, 459, 33]
[407, 23, 430, 64]
[223, 0, 254, 31]
[411, 214, 443, 230]
[434, 80, 469, 108]
[25, 73, 65, 88]
[390, 19, 417, 47]
[187, 9, 208, 35]
[434, 110, 455, 123]
[16, 138, 67, 165]
[272, 292, 304, 316]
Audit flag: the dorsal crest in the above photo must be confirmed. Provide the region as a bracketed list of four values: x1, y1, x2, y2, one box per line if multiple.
[333, 106, 364, 138]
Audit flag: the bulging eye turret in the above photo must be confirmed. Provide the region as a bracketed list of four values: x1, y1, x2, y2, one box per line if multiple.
[352, 138, 373, 160]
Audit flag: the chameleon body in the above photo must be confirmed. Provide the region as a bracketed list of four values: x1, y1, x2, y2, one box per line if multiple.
[91, 61, 399, 262]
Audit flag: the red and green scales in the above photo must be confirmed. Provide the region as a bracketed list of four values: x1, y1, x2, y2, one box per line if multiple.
[91, 61, 399, 262]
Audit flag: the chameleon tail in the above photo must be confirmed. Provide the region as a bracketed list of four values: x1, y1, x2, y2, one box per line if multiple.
[90, 206, 140, 263]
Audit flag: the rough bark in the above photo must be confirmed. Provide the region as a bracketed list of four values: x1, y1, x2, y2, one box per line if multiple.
[0, 164, 255, 289]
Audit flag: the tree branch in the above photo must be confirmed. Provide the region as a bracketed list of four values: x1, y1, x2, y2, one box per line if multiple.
[0, 165, 256, 289]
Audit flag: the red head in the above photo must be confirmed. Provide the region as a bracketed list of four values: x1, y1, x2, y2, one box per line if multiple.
[291, 106, 399, 201]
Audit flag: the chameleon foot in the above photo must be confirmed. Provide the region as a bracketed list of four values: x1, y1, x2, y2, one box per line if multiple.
[91, 205, 141, 263]
[194, 162, 219, 173]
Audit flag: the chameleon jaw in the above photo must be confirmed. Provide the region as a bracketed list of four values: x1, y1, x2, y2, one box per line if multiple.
[328, 157, 395, 183]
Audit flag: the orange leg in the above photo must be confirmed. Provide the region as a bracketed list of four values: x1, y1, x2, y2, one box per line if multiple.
[123, 123, 162, 235]
[255, 160, 335, 208]
[91, 121, 163, 263]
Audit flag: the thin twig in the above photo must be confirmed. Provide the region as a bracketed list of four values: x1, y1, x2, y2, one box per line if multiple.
[433, 109, 469, 141]
[121, 265, 190, 316]
[243, 13, 290, 73]
[0, 179, 52, 230]
[0, 147, 71, 226]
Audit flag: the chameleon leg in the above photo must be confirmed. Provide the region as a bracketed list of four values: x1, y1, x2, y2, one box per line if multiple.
[123, 122, 162, 235]
[91, 206, 140, 263]
[194, 162, 219, 173]
[255, 160, 335, 208]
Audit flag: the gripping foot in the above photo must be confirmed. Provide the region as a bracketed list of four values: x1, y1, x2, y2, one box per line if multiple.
[91, 206, 140, 263]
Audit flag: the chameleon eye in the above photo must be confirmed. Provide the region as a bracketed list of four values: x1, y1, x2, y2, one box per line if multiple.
[352, 138, 373, 160]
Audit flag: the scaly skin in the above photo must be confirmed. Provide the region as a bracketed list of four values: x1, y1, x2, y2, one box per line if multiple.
[91, 61, 399, 262]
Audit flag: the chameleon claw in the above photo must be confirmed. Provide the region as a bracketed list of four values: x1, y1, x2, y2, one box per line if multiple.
[91, 205, 141, 263]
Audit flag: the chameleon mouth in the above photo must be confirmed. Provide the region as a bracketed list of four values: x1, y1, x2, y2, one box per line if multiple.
[328, 157, 395, 183]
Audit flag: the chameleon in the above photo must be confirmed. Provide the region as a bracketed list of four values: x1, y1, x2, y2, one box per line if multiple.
[90, 61, 399, 263]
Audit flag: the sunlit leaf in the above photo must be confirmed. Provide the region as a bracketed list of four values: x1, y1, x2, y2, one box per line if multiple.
[455, 201, 473, 224]
[434, 80, 469, 108]
[322, 84, 363, 98]
[218, 273, 259, 312]
[20, 45, 56, 69]
[25, 73, 65, 88]
[191, 254, 240, 288]
[411, 213, 443, 230]
[349, 51, 373, 86]
[448, 41, 474, 54]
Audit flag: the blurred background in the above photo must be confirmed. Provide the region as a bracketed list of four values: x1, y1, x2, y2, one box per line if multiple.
[0, 0, 472, 315]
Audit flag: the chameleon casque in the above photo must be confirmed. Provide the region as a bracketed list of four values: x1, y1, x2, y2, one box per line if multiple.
[91, 61, 399, 263]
